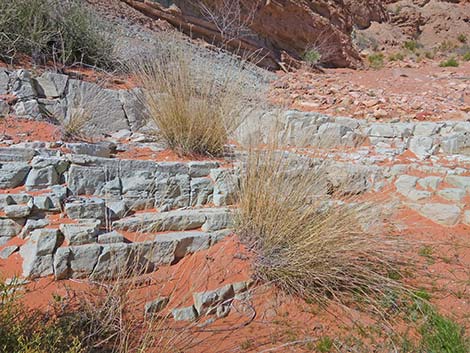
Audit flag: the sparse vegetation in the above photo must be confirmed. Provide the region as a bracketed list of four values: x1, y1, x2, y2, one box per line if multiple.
[368, 53, 384, 69]
[458, 34, 467, 44]
[403, 40, 419, 52]
[237, 138, 409, 306]
[439, 57, 459, 67]
[463, 52, 470, 61]
[389, 52, 405, 62]
[316, 336, 334, 352]
[0, 0, 115, 68]
[303, 48, 322, 66]
[133, 36, 252, 156]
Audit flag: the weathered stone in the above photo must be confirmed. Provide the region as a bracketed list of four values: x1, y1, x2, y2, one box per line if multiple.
[64, 198, 106, 221]
[405, 189, 432, 201]
[14, 100, 41, 119]
[395, 175, 419, 196]
[0, 68, 8, 95]
[209, 229, 233, 246]
[0, 148, 35, 162]
[0, 245, 19, 259]
[91, 243, 131, 278]
[53, 247, 71, 279]
[193, 284, 235, 315]
[418, 204, 461, 226]
[188, 161, 220, 178]
[66, 80, 129, 134]
[413, 123, 441, 137]
[35, 72, 68, 98]
[0, 162, 31, 188]
[154, 174, 190, 210]
[144, 297, 169, 316]
[20, 229, 63, 278]
[315, 123, 355, 148]
[210, 169, 239, 206]
[326, 163, 372, 195]
[118, 88, 147, 131]
[190, 178, 213, 207]
[157, 231, 211, 259]
[60, 219, 101, 245]
[25, 166, 59, 190]
[437, 188, 465, 202]
[0, 219, 24, 237]
[417, 176, 442, 191]
[172, 306, 198, 321]
[367, 123, 396, 138]
[98, 231, 125, 244]
[113, 209, 207, 233]
[10, 70, 36, 100]
[445, 175, 470, 191]
[68, 244, 102, 278]
[463, 211, 470, 226]
[67, 143, 111, 158]
[4, 204, 31, 218]
[408, 136, 435, 159]
[33, 196, 56, 211]
[18, 218, 49, 239]
[0, 100, 9, 117]
[106, 200, 127, 220]
[202, 209, 233, 232]
[68, 164, 106, 195]
[31, 156, 69, 174]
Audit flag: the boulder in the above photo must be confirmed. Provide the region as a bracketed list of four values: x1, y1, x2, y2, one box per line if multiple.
[25, 166, 59, 190]
[145, 297, 169, 316]
[0, 219, 24, 238]
[60, 219, 101, 245]
[20, 229, 63, 278]
[0, 162, 31, 188]
[210, 169, 239, 206]
[193, 284, 235, 315]
[64, 198, 106, 221]
[67, 164, 106, 195]
[418, 203, 461, 226]
[172, 306, 198, 321]
[34, 72, 68, 98]
[4, 205, 31, 218]
[98, 231, 125, 244]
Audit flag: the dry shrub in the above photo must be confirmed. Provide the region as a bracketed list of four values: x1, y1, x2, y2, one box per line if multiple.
[236, 138, 410, 305]
[132, 35, 252, 157]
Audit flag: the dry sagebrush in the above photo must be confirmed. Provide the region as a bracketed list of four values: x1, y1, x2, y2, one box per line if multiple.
[132, 37, 254, 157]
[236, 143, 410, 305]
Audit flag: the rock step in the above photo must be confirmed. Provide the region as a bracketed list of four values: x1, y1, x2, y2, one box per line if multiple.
[20, 227, 233, 280]
[112, 207, 234, 233]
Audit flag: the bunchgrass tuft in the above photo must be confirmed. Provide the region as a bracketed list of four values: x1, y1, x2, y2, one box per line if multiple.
[132, 36, 252, 157]
[236, 137, 409, 306]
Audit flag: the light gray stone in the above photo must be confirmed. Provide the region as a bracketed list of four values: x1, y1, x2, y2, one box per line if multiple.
[25, 166, 59, 190]
[0, 245, 19, 259]
[367, 123, 395, 138]
[315, 123, 355, 148]
[417, 176, 442, 191]
[172, 306, 198, 321]
[157, 231, 211, 259]
[188, 161, 220, 178]
[437, 188, 466, 202]
[408, 136, 435, 159]
[0, 219, 24, 237]
[405, 189, 432, 201]
[35, 72, 68, 98]
[202, 209, 233, 232]
[463, 211, 470, 226]
[0, 68, 8, 95]
[118, 88, 146, 131]
[445, 175, 470, 191]
[0, 162, 31, 188]
[210, 169, 239, 206]
[418, 204, 461, 226]
[0, 100, 9, 117]
[0, 147, 35, 162]
[67, 143, 111, 158]
[53, 247, 71, 279]
[193, 284, 235, 315]
[18, 219, 49, 239]
[106, 200, 127, 220]
[33, 196, 56, 211]
[4, 204, 31, 218]
[154, 174, 190, 210]
[14, 100, 41, 120]
[60, 219, 101, 245]
[395, 175, 419, 196]
[68, 244, 102, 278]
[68, 164, 106, 195]
[145, 297, 169, 316]
[20, 229, 63, 278]
[64, 198, 106, 221]
[413, 123, 441, 137]
[10, 70, 36, 100]
[190, 178, 213, 207]
[98, 231, 125, 244]
[112, 209, 207, 233]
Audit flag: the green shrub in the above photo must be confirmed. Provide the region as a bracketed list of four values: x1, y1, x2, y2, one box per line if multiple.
[0, 0, 115, 69]
[403, 40, 419, 52]
[463, 52, 470, 61]
[368, 53, 384, 69]
[316, 336, 334, 352]
[458, 34, 467, 44]
[303, 48, 322, 66]
[389, 52, 405, 61]
[439, 57, 459, 67]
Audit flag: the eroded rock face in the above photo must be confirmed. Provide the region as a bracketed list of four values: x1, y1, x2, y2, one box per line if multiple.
[122, 0, 389, 68]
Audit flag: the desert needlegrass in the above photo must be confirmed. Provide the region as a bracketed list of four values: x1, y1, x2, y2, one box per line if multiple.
[132, 36, 251, 157]
[237, 141, 409, 305]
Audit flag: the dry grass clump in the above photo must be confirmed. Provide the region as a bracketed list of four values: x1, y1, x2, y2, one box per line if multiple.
[132, 37, 251, 157]
[237, 141, 409, 305]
